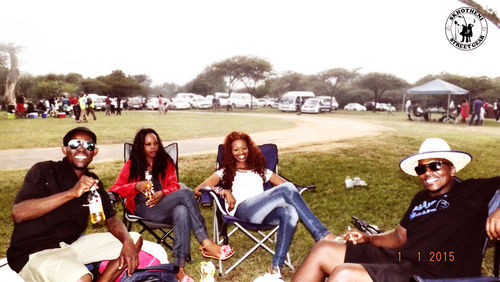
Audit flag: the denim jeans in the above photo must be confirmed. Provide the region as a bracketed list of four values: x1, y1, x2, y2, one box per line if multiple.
[134, 184, 209, 267]
[469, 111, 481, 125]
[234, 182, 330, 268]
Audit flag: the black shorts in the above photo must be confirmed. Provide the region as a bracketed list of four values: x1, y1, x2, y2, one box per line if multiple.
[344, 243, 433, 282]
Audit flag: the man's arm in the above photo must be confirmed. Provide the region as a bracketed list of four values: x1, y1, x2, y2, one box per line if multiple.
[12, 175, 97, 223]
[346, 224, 407, 249]
[106, 215, 139, 276]
[366, 224, 407, 249]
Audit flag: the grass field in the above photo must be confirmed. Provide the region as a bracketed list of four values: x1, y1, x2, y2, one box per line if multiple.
[0, 110, 499, 281]
[0, 109, 294, 149]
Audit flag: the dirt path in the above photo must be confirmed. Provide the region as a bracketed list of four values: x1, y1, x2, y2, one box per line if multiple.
[0, 113, 392, 170]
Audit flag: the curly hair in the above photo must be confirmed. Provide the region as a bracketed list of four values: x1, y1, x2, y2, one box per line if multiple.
[128, 128, 172, 182]
[220, 131, 267, 190]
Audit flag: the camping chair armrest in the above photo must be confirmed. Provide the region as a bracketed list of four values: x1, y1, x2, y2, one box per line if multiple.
[199, 189, 214, 207]
[279, 174, 316, 194]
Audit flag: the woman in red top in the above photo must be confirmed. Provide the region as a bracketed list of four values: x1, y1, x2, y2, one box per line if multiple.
[110, 128, 233, 282]
[460, 99, 469, 124]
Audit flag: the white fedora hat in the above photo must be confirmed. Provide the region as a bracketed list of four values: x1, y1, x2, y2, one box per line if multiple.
[399, 138, 472, 176]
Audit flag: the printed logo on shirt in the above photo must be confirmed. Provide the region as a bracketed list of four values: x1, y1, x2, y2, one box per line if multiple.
[409, 198, 450, 220]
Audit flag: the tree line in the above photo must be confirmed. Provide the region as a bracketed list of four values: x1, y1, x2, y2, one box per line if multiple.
[1, 48, 499, 110]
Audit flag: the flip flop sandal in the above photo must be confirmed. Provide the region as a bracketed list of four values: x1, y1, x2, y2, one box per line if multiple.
[201, 245, 234, 260]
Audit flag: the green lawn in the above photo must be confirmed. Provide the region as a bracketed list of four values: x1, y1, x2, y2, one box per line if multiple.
[0, 110, 294, 149]
[1, 110, 499, 281]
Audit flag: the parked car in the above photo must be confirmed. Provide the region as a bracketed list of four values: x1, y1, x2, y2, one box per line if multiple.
[127, 97, 143, 110]
[168, 98, 191, 110]
[301, 98, 331, 114]
[317, 96, 338, 110]
[93, 96, 107, 111]
[146, 97, 160, 110]
[227, 93, 257, 108]
[344, 103, 367, 111]
[378, 103, 396, 112]
[191, 96, 213, 109]
[278, 91, 315, 112]
[364, 102, 395, 112]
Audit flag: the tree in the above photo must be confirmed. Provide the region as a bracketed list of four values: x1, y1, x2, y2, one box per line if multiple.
[210, 56, 272, 101]
[152, 82, 181, 98]
[356, 72, 408, 112]
[81, 78, 109, 94]
[318, 68, 359, 108]
[238, 57, 272, 97]
[183, 68, 226, 95]
[97, 70, 144, 97]
[459, 0, 500, 29]
[1, 43, 21, 107]
[32, 79, 78, 99]
[64, 73, 84, 85]
[265, 72, 310, 98]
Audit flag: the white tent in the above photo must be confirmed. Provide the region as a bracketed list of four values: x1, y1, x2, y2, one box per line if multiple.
[403, 79, 469, 118]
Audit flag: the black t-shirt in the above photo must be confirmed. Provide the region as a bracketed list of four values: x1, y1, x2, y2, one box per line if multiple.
[7, 158, 115, 272]
[398, 177, 500, 278]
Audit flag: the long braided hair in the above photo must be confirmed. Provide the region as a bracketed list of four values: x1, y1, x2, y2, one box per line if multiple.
[128, 128, 172, 182]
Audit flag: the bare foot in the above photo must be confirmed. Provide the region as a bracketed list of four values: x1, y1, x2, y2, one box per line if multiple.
[200, 239, 222, 257]
[176, 267, 190, 282]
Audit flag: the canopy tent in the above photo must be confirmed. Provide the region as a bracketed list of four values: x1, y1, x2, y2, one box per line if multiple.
[402, 79, 469, 118]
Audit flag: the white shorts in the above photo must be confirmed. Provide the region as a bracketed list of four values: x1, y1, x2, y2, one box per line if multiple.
[19, 232, 140, 282]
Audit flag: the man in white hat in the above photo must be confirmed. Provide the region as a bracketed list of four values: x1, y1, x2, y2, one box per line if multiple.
[293, 138, 500, 282]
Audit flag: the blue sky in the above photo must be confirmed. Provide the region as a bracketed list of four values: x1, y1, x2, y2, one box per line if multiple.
[1, 0, 499, 86]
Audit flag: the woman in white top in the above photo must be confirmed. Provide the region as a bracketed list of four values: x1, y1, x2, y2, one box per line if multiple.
[195, 131, 334, 276]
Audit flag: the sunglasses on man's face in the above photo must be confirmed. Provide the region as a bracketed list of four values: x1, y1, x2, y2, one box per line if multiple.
[414, 161, 452, 175]
[67, 139, 96, 151]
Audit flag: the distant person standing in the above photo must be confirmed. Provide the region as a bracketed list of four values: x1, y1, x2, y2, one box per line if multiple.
[86, 95, 97, 121]
[116, 97, 122, 115]
[71, 95, 80, 122]
[158, 95, 164, 114]
[494, 99, 500, 121]
[469, 97, 483, 126]
[406, 99, 412, 120]
[460, 99, 469, 124]
[105, 96, 112, 115]
[78, 93, 88, 123]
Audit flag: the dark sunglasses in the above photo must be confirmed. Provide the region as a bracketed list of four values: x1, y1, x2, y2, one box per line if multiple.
[414, 161, 452, 175]
[67, 139, 96, 151]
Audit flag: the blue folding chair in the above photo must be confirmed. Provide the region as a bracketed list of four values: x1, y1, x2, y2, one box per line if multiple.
[413, 189, 500, 282]
[200, 143, 316, 276]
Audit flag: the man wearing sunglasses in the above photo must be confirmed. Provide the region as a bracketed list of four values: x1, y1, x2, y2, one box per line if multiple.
[293, 138, 500, 282]
[7, 127, 141, 282]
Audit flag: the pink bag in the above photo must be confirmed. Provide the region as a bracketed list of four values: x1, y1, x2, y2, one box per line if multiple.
[99, 250, 161, 281]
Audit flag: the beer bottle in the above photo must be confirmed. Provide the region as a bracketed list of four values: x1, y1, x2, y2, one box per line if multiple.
[145, 171, 154, 200]
[87, 184, 106, 224]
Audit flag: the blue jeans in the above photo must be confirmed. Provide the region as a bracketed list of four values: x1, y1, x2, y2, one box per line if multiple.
[234, 182, 330, 268]
[134, 184, 208, 267]
[469, 111, 481, 125]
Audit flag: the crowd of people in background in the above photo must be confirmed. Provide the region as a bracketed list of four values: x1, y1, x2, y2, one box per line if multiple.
[4, 93, 500, 125]
[405, 97, 499, 125]
[6, 92, 134, 122]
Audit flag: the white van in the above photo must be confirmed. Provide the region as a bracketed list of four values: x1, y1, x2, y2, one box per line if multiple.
[317, 96, 339, 110]
[227, 93, 257, 108]
[278, 91, 315, 112]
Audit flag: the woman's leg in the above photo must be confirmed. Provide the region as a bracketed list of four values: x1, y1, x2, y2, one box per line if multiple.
[134, 191, 192, 267]
[236, 182, 330, 241]
[261, 204, 299, 268]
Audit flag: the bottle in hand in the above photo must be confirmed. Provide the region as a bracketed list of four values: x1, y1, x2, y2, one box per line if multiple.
[88, 184, 106, 224]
